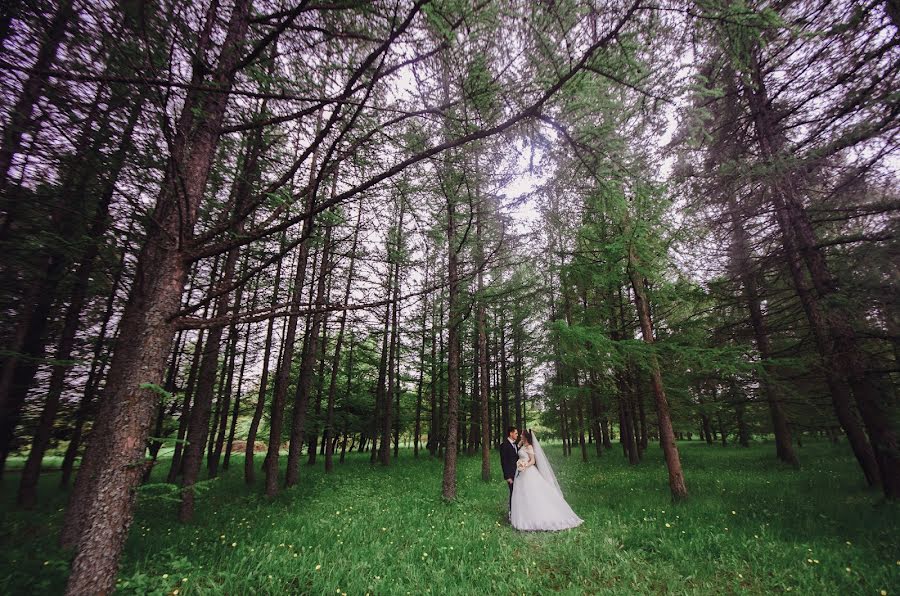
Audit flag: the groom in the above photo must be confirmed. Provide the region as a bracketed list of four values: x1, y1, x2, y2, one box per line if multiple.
[499, 426, 519, 517]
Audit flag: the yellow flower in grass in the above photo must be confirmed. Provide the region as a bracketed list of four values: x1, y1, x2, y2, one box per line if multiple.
[315, 564, 322, 571]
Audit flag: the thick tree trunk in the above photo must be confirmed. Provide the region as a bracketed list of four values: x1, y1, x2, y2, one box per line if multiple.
[742, 54, 893, 493]
[63, 4, 251, 592]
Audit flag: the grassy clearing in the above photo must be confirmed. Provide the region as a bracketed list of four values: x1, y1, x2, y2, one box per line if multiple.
[1, 440, 898, 595]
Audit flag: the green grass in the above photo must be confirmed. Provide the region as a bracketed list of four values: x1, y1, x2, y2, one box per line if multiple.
[1, 440, 898, 595]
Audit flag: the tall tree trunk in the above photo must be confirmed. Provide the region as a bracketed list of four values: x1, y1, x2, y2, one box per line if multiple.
[16, 99, 142, 504]
[264, 110, 323, 496]
[167, 270, 216, 485]
[442, 191, 461, 500]
[392, 275, 402, 461]
[513, 320, 523, 431]
[63, 3, 251, 591]
[307, 315, 329, 466]
[628, 248, 687, 501]
[475, 201, 491, 480]
[245, 233, 286, 483]
[325, 196, 362, 473]
[60, 216, 135, 489]
[427, 295, 440, 457]
[373, 257, 392, 465]
[413, 258, 430, 459]
[224, 288, 255, 470]
[729, 199, 798, 466]
[61, 0, 224, 544]
[742, 53, 892, 492]
[285, 217, 333, 486]
[380, 198, 404, 465]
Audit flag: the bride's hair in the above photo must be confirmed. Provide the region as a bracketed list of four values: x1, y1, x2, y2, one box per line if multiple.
[522, 429, 534, 445]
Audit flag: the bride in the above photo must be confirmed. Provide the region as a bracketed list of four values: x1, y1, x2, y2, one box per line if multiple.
[510, 429, 583, 531]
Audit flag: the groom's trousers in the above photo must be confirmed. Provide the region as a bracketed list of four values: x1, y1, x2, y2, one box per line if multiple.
[507, 480, 514, 515]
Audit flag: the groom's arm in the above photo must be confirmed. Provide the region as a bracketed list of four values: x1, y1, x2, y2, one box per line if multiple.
[500, 444, 516, 481]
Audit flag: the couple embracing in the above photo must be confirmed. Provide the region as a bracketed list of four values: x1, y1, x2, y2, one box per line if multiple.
[499, 427, 583, 532]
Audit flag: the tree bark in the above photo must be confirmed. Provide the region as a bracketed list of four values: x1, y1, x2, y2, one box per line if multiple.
[442, 191, 461, 500]
[741, 52, 893, 492]
[63, 3, 251, 592]
[264, 109, 323, 496]
[285, 218, 333, 486]
[245, 234, 286, 483]
[729, 204, 798, 466]
[627, 248, 687, 500]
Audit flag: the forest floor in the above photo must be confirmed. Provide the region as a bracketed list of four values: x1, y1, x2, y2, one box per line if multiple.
[1, 440, 899, 595]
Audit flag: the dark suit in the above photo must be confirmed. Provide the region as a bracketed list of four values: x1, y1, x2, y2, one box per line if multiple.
[499, 438, 519, 514]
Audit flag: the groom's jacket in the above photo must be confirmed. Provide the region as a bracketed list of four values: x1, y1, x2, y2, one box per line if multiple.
[499, 439, 518, 481]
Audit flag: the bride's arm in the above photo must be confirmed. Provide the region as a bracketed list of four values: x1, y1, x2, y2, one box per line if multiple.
[526, 447, 536, 467]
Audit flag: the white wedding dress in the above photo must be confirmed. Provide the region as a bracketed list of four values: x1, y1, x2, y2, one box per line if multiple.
[510, 434, 583, 531]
